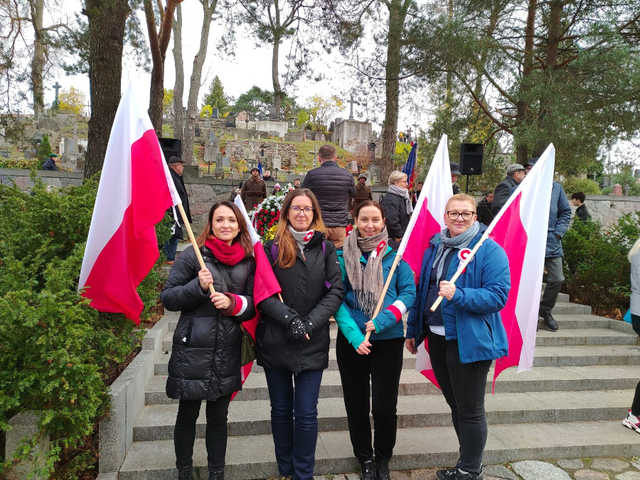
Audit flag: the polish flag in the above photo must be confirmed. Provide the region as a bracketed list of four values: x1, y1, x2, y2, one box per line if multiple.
[488, 144, 555, 387]
[233, 196, 282, 388]
[398, 135, 452, 387]
[78, 86, 181, 324]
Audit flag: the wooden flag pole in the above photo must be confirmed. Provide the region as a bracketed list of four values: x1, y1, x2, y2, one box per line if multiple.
[176, 203, 216, 295]
[429, 230, 490, 312]
[363, 249, 402, 343]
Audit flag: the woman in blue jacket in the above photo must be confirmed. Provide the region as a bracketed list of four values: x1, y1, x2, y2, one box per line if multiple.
[335, 200, 416, 480]
[406, 193, 510, 480]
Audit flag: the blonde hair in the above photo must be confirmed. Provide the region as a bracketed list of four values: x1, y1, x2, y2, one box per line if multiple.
[445, 193, 477, 211]
[388, 170, 407, 186]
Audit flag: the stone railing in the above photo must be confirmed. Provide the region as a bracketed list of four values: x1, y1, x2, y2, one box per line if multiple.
[0, 168, 83, 190]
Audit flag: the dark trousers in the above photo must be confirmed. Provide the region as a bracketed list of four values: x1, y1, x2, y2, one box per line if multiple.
[174, 395, 231, 471]
[336, 332, 404, 462]
[164, 233, 179, 261]
[427, 332, 491, 474]
[265, 368, 324, 480]
[540, 256, 564, 316]
[633, 381, 640, 417]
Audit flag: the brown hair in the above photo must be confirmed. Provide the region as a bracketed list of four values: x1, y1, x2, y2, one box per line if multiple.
[445, 193, 477, 211]
[274, 189, 326, 269]
[353, 200, 385, 221]
[318, 144, 336, 161]
[196, 201, 253, 257]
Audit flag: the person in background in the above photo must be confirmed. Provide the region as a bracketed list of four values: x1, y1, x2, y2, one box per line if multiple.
[164, 156, 192, 264]
[451, 164, 462, 194]
[302, 144, 355, 248]
[161, 201, 256, 480]
[379, 171, 413, 249]
[491, 164, 525, 216]
[570, 192, 591, 222]
[262, 169, 273, 182]
[42, 152, 59, 170]
[351, 173, 373, 215]
[476, 192, 494, 226]
[406, 193, 510, 480]
[272, 183, 283, 195]
[623, 237, 640, 434]
[240, 167, 267, 210]
[293, 178, 302, 189]
[335, 200, 416, 480]
[257, 188, 344, 480]
[412, 181, 423, 207]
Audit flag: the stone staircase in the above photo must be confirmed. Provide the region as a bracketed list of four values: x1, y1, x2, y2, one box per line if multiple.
[116, 295, 640, 479]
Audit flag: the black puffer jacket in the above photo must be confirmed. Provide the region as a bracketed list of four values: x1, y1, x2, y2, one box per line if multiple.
[380, 192, 410, 239]
[161, 245, 255, 401]
[302, 161, 355, 227]
[257, 232, 344, 373]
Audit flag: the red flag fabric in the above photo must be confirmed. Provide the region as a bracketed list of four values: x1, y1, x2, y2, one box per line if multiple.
[78, 86, 181, 323]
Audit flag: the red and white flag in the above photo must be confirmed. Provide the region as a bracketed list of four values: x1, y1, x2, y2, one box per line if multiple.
[397, 135, 452, 387]
[488, 144, 555, 386]
[78, 86, 181, 323]
[233, 195, 282, 386]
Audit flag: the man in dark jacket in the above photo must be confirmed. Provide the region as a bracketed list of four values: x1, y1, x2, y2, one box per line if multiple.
[451, 163, 461, 194]
[164, 156, 192, 263]
[477, 191, 494, 226]
[492, 163, 525, 215]
[539, 177, 572, 332]
[302, 144, 355, 248]
[350, 174, 372, 213]
[241, 167, 267, 210]
[570, 192, 591, 221]
[42, 153, 58, 170]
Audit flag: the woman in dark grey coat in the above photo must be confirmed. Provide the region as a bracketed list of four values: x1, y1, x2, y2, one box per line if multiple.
[257, 188, 344, 480]
[162, 201, 256, 480]
[379, 171, 413, 248]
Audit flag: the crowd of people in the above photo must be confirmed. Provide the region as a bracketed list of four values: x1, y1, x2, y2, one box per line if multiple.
[161, 144, 628, 480]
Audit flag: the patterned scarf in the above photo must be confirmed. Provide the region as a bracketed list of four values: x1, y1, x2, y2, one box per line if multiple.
[288, 226, 314, 257]
[432, 221, 480, 282]
[388, 184, 414, 215]
[343, 227, 389, 318]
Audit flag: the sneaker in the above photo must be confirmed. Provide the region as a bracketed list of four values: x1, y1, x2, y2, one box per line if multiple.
[623, 409, 640, 433]
[541, 312, 559, 331]
[436, 468, 458, 480]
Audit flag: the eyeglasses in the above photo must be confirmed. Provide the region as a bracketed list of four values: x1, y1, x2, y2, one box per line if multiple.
[291, 206, 313, 214]
[446, 210, 476, 220]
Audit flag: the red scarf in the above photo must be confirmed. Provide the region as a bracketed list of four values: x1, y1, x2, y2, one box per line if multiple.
[205, 237, 247, 265]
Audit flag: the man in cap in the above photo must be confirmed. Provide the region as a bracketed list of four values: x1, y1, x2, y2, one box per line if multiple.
[451, 163, 462, 194]
[529, 156, 571, 332]
[164, 156, 192, 264]
[351, 173, 372, 214]
[240, 166, 267, 210]
[42, 153, 59, 170]
[491, 163, 526, 215]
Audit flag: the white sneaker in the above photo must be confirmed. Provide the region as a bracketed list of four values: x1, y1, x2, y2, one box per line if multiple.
[622, 410, 640, 433]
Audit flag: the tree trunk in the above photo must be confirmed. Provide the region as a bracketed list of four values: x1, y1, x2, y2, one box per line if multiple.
[172, 3, 184, 145]
[30, 0, 45, 119]
[183, 0, 217, 166]
[271, 33, 283, 120]
[380, 0, 409, 179]
[84, 0, 130, 180]
[515, 0, 537, 164]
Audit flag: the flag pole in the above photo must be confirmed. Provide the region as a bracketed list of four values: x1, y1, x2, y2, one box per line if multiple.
[364, 252, 402, 342]
[176, 203, 216, 295]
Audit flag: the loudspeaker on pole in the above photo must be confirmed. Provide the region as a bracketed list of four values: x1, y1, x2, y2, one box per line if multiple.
[460, 143, 483, 175]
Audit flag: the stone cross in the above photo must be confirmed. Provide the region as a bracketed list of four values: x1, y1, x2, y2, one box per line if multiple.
[53, 81, 62, 107]
[349, 94, 356, 120]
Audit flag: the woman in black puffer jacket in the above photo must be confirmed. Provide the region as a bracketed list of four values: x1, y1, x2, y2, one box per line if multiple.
[161, 201, 255, 480]
[257, 188, 344, 480]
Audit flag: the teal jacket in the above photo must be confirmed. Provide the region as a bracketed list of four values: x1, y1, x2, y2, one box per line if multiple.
[336, 246, 416, 349]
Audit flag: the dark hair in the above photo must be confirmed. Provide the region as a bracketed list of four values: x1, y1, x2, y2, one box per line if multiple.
[353, 200, 385, 220]
[318, 144, 336, 160]
[250, 167, 259, 173]
[196, 201, 253, 257]
[571, 192, 586, 203]
[274, 189, 326, 268]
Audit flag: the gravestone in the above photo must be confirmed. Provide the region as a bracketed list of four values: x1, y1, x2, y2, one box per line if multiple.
[204, 131, 218, 171]
[369, 164, 380, 185]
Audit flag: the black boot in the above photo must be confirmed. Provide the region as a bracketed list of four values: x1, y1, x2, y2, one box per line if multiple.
[436, 467, 458, 480]
[208, 469, 224, 480]
[360, 459, 376, 480]
[376, 458, 391, 480]
[541, 311, 559, 331]
[454, 466, 484, 480]
[177, 465, 193, 480]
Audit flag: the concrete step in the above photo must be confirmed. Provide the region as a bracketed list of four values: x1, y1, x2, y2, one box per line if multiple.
[132, 389, 635, 442]
[145, 364, 640, 405]
[118, 420, 640, 480]
[154, 343, 640, 376]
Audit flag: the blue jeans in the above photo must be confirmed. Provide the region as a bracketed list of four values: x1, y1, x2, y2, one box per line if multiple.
[164, 234, 179, 261]
[265, 368, 323, 480]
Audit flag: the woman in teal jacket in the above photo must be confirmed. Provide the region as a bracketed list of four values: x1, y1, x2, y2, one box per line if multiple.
[335, 200, 416, 480]
[406, 193, 510, 480]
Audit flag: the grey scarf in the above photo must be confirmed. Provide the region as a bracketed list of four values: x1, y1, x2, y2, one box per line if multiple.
[288, 226, 314, 257]
[388, 184, 413, 215]
[432, 221, 480, 283]
[343, 227, 389, 318]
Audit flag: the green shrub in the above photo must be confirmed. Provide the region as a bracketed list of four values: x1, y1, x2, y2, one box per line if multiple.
[562, 176, 601, 195]
[37, 135, 52, 167]
[0, 158, 40, 169]
[562, 214, 640, 314]
[0, 177, 168, 477]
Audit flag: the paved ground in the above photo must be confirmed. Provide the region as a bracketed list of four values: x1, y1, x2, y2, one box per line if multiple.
[314, 455, 640, 480]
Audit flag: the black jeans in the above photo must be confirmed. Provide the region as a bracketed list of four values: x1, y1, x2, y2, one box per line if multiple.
[336, 331, 404, 462]
[427, 332, 491, 474]
[174, 395, 231, 471]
